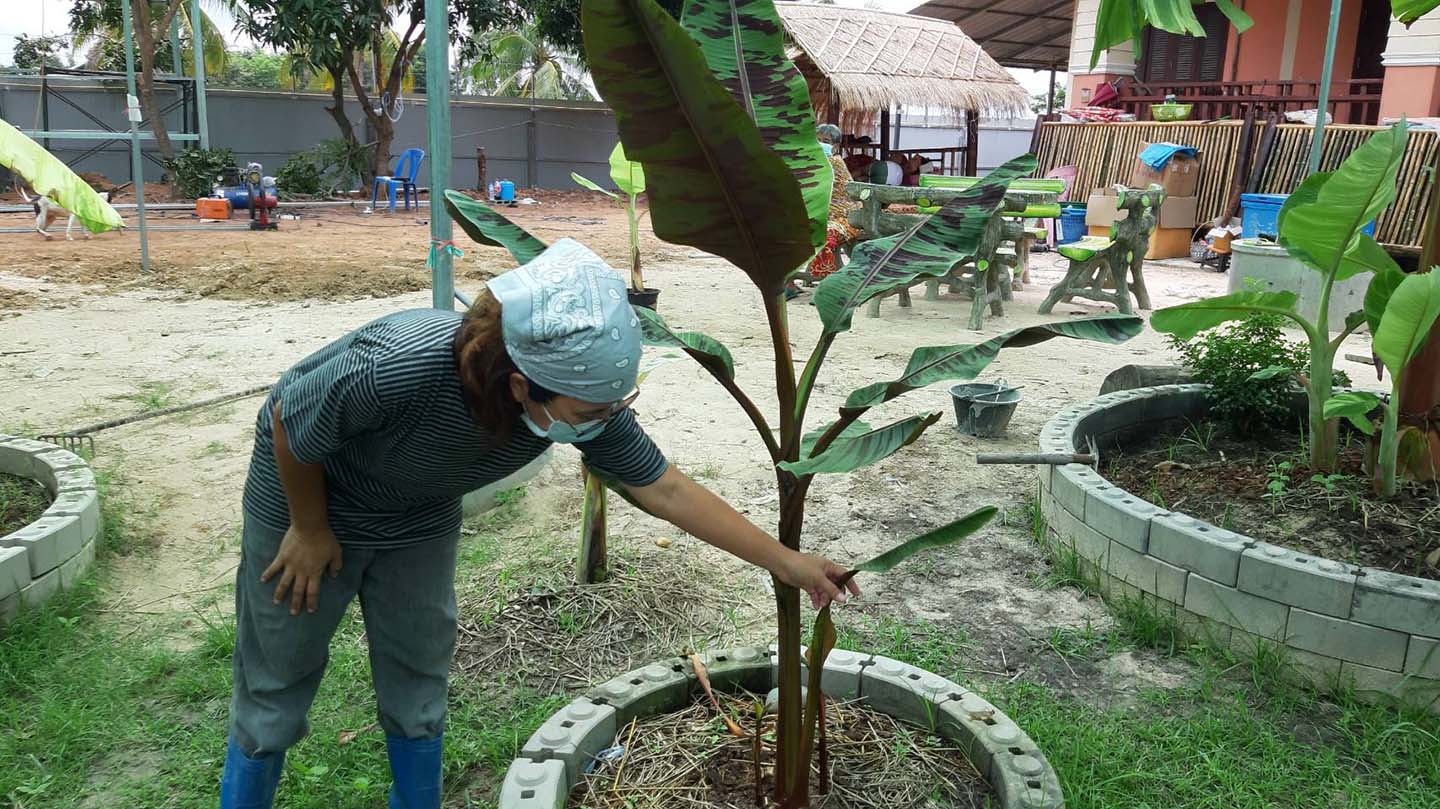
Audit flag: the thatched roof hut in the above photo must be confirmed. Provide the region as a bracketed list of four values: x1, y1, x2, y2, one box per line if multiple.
[775, 4, 1029, 127]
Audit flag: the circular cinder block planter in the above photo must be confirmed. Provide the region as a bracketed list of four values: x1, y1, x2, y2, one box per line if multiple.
[498, 646, 1065, 809]
[1038, 385, 1440, 711]
[0, 434, 102, 623]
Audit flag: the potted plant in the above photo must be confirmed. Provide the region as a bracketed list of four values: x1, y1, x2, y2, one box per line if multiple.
[573, 143, 658, 308]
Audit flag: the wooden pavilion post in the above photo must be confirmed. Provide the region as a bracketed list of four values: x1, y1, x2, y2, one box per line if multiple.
[964, 110, 979, 175]
[879, 107, 891, 161]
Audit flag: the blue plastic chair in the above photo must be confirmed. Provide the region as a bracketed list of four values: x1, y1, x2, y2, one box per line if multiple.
[371, 148, 425, 212]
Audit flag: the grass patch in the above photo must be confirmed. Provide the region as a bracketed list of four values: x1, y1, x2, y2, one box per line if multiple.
[122, 381, 182, 413]
[0, 471, 50, 535]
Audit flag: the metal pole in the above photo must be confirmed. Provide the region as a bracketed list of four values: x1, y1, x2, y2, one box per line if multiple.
[425, 0, 454, 310]
[190, 0, 210, 149]
[169, 13, 183, 77]
[1307, 0, 1343, 174]
[119, 0, 151, 273]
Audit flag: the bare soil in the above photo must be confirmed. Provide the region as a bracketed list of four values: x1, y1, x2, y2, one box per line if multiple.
[1104, 422, 1440, 579]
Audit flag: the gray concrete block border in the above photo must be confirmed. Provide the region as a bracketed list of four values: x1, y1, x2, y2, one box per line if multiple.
[1037, 387, 1440, 712]
[0, 435, 102, 623]
[503, 646, 1066, 808]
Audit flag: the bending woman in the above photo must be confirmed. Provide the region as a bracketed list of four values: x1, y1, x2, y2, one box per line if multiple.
[220, 240, 859, 809]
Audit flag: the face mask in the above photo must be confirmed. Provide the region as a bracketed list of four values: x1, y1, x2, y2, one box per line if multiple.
[521, 403, 606, 444]
[820, 142, 833, 157]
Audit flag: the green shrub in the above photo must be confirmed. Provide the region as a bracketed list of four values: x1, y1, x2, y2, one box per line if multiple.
[274, 139, 373, 197]
[275, 153, 323, 196]
[163, 147, 236, 200]
[1169, 313, 1325, 435]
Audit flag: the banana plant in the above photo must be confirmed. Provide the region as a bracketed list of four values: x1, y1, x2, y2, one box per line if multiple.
[1326, 267, 1440, 497]
[1152, 122, 1410, 474]
[581, 1, 1144, 805]
[572, 143, 649, 293]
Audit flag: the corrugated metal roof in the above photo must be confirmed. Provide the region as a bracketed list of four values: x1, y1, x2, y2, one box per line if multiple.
[909, 0, 1074, 70]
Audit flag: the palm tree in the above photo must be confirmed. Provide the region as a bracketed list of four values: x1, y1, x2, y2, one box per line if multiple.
[466, 23, 593, 101]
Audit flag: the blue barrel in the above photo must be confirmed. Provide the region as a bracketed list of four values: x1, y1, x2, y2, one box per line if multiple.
[1242, 193, 1375, 239]
[1058, 204, 1087, 245]
[499, 180, 517, 202]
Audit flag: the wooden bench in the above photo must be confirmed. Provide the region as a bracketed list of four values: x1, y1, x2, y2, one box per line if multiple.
[845, 182, 1056, 329]
[1038, 184, 1164, 315]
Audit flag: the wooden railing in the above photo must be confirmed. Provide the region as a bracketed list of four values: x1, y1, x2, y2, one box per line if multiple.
[1118, 79, 1385, 125]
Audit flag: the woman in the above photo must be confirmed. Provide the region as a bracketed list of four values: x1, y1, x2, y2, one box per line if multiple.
[220, 240, 860, 808]
[805, 124, 863, 282]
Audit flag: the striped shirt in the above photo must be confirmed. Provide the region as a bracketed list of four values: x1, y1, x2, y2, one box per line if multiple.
[242, 308, 669, 549]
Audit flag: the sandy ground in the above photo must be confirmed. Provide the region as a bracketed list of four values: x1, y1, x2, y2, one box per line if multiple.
[0, 195, 1383, 704]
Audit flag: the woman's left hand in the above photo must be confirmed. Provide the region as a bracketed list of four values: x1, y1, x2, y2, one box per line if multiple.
[777, 551, 862, 610]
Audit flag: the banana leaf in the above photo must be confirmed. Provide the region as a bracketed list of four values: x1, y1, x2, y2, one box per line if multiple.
[680, 0, 831, 252]
[572, 171, 619, 199]
[609, 142, 646, 196]
[444, 190, 548, 265]
[584, 0, 814, 293]
[800, 419, 873, 458]
[1151, 291, 1303, 341]
[1394, 0, 1440, 24]
[852, 506, 999, 575]
[1373, 270, 1440, 374]
[0, 118, 123, 234]
[634, 307, 736, 381]
[844, 316, 1143, 412]
[1090, 0, 1254, 69]
[778, 413, 940, 477]
[1277, 123, 1409, 282]
[1365, 266, 1408, 337]
[1325, 392, 1381, 435]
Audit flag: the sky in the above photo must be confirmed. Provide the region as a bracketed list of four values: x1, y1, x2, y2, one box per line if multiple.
[0, 0, 1059, 97]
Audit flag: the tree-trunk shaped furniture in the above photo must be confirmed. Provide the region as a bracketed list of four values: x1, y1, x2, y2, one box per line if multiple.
[845, 182, 1051, 329]
[1038, 185, 1164, 316]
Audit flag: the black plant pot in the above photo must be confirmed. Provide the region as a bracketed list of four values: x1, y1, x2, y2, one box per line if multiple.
[627, 287, 660, 310]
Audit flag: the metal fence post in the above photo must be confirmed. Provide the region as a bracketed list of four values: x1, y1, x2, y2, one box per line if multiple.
[119, 0, 150, 273]
[190, 0, 210, 149]
[425, 0, 454, 310]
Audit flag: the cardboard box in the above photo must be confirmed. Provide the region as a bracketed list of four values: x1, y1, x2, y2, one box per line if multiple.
[1084, 188, 1199, 231]
[1128, 142, 1201, 197]
[1087, 224, 1194, 260]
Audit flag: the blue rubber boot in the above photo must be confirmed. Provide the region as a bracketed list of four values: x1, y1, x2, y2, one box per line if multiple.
[386, 733, 443, 809]
[219, 735, 284, 809]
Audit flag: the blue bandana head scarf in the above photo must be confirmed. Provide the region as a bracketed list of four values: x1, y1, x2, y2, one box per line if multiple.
[486, 239, 642, 404]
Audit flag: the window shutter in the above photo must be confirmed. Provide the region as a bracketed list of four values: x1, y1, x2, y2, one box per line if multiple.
[1140, 2, 1227, 83]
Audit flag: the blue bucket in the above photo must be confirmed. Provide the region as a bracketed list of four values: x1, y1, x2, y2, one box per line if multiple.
[1242, 193, 1375, 240]
[499, 180, 517, 202]
[1058, 204, 1087, 245]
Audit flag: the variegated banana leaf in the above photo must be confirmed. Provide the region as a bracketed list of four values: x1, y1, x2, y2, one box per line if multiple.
[634, 306, 736, 381]
[843, 316, 1143, 413]
[778, 413, 940, 476]
[680, 0, 831, 252]
[811, 154, 1037, 336]
[584, 0, 814, 293]
[444, 190, 548, 265]
[800, 418, 873, 458]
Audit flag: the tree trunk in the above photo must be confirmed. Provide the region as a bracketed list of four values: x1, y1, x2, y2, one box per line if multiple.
[130, 0, 185, 165]
[1396, 149, 1440, 481]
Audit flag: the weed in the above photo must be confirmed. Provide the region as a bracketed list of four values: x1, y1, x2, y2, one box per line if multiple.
[0, 472, 50, 535]
[124, 381, 181, 413]
[199, 440, 230, 458]
[1264, 461, 1293, 505]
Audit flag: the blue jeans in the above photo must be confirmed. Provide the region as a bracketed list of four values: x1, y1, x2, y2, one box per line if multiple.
[227, 518, 459, 757]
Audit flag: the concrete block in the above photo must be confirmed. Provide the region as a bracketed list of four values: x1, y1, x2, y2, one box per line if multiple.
[1285, 608, 1409, 670]
[1148, 513, 1249, 587]
[1184, 573, 1289, 640]
[32, 449, 87, 490]
[44, 488, 100, 543]
[0, 546, 29, 600]
[1, 515, 82, 576]
[1107, 540, 1187, 604]
[1341, 662, 1440, 712]
[860, 655, 960, 730]
[1050, 464, 1103, 521]
[992, 749, 1060, 809]
[1405, 636, 1440, 679]
[0, 437, 61, 477]
[52, 467, 97, 496]
[935, 691, 1021, 774]
[817, 648, 871, 699]
[1352, 569, 1440, 638]
[498, 758, 566, 809]
[586, 662, 690, 728]
[19, 565, 61, 608]
[59, 544, 91, 588]
[0, 593, 16, 623]
[1278, 647, 1344, 690]
[521, 698, 617, 786]
[1175, 610, 1233, 650]
[1084, 484, 1161, 552]
[1238, 543, 1358, 618]
[1046, 499, 1109, 568]
[696, 646, 771, 694]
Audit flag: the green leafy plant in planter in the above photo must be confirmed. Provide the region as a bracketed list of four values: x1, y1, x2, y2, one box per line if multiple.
[1152, 122, 1410, 475]
[1169, 311, 1312, 436]
[451, 1, 1144, 804]
[572, 143, 654, 305]
[1325, 267, 1440, 497]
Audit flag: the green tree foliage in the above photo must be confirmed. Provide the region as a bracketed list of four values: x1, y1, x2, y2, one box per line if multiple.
[464, 22, 592, 100]
[214, 49, 284, 89]
[10, 35, 70, 71]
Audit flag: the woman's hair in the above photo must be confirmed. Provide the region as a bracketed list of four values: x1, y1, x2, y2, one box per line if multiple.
[454, 287, 556, 443]
[816, 124, 842, 143]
